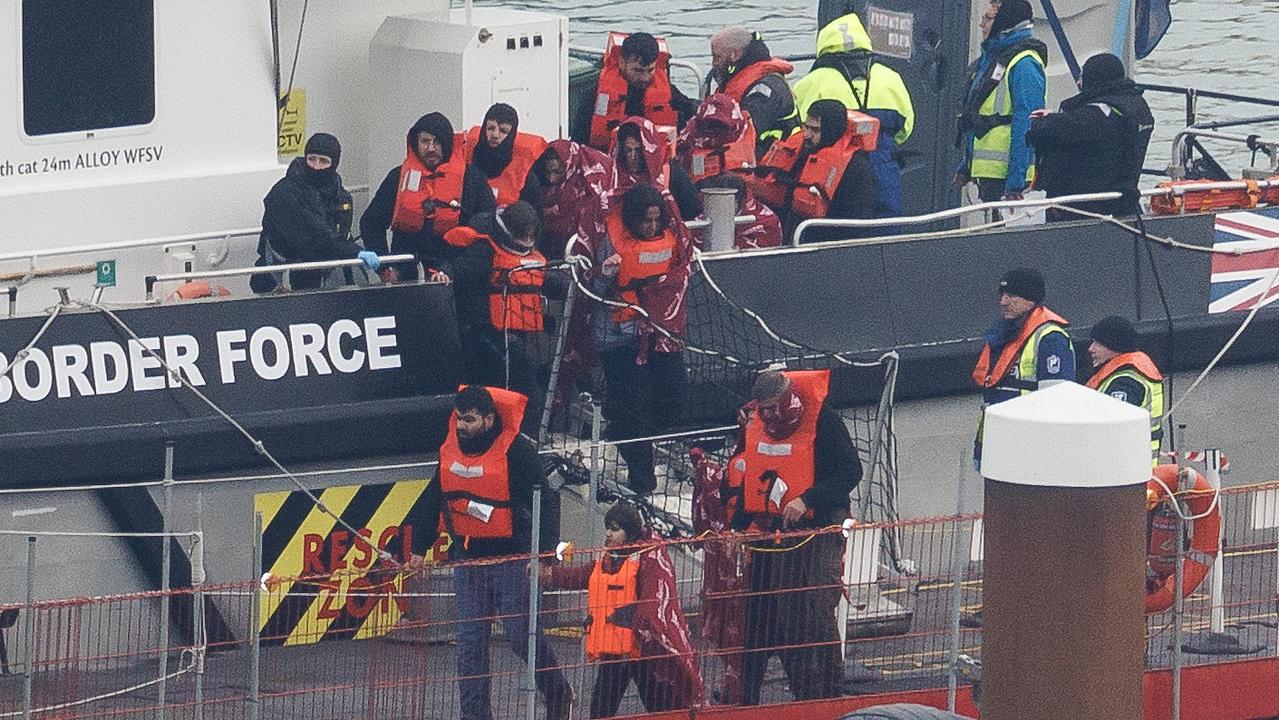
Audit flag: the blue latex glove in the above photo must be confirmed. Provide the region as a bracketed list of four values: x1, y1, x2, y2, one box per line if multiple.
[357, 250, 381, 271]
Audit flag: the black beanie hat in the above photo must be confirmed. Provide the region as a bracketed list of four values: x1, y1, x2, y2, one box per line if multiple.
[304, 133, 341, 169]
[604, 502, 645, 541]
[998, 267, 1046, 303]
[408, 112, 455, 162]
[1081, 53, 1126, 91]
[1090, 315, 1138, 353]
[990, 0, 1034, 37]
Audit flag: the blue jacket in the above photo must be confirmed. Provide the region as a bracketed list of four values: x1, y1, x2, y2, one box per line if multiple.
[959, 26, 1046, 194]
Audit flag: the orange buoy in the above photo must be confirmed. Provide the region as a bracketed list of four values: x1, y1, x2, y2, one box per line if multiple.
[1145, 464, 1221, 614]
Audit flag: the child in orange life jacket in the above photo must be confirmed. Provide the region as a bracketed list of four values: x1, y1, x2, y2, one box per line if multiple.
[542, 503, 703, 718]
[433, 202, 548, 413]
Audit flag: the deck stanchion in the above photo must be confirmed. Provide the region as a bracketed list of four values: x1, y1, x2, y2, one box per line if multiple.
[538, 278, 576, 443]
[1204, 449, 1226, 633]
[589, 400, 604, 540]
[193, 494, 206, 720]
[157, 442, 175, 720]
[249, 512, 263, 720]
[946, 454, 969, 713]
[22, 536, 36, 720]
[525, 485, 543, 720]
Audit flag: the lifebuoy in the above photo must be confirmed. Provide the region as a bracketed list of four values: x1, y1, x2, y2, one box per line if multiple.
[1145, 464, 1221, 614]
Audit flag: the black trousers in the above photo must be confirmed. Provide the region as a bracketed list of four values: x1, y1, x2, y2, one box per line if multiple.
[740, 533, 844, 704]
[598, 344, 686, 494]
[589, 657, 677, 718]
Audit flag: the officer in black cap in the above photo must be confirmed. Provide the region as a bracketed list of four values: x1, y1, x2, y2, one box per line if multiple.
[971, 268, 1075, 468]
[1085, 316, 1165, 457]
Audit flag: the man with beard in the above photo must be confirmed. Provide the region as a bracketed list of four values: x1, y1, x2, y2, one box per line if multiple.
[252, 133, 381, 292]
[749, 99, 876, 243]
[792, 13, 914, 217]
[420, 385, 574, 720]
[1027, 53, 1155, 220]
[725, 368, 861, 704]
[582, 32, 698, 151]
[709, 27, 800, 156]
[361, 113, 495, 280]
[458, 103, 548, 211]
[434, 202, 547, 413]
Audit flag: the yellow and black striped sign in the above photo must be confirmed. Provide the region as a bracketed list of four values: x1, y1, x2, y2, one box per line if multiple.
[254, 479, 450, 646]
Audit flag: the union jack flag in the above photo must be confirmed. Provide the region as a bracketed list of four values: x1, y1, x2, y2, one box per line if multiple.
[1208, 208, 1279, 314]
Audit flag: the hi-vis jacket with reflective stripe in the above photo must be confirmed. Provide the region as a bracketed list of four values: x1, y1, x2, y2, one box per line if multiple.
[960, 29, 1047, 185]
[972, 306, 1070, 397]
[1086, 351, 1165, 456]
[437, 387, 528, 539]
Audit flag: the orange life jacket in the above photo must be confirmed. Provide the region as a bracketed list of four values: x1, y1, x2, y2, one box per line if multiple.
[437, 387, 528, 540]
[585, 553, 642, 660]
[458, 128, 549, 209]
[736, 369, 830, 517]
[720, 57, 795, 103]
[390, 147, 466, 236]
[1084, 351, 1164, 390]
[971, 306, 1070, 390]
[606, 209, 678, 322]
[590, 32, 680, 151]
[682, 114, 758, 183]
[487, 237, 546, 332]
[751, 110, 880, 218]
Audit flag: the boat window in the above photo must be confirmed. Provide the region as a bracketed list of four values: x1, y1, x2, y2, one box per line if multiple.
[21, 0, 156, 137]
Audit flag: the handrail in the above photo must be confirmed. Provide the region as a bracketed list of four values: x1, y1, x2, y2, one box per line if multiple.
[1138, 83, 1279, 109]
[1169, 129, 1279, 179]
[568, 45, 706, 99]
[144, 253, 420, 300]
[790, 192, 1121, 245]
[0, 227, 263, 265]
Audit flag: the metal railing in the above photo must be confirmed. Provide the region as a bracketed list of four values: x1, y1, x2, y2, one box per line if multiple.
[1169, 129, 1279, 179]
[144, 254, 421, 301]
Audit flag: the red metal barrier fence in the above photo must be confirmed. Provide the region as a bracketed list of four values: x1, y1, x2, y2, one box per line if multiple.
[2, 479, 1277, 720]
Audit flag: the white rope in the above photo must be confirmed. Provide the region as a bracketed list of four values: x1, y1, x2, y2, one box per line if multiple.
[1148, 472, 1222, 522]
[1165, 264, 1279, 420]
[68, 299, 393, 563]
[1043, 203, 1262, 256]
[0, 650, 198, 717]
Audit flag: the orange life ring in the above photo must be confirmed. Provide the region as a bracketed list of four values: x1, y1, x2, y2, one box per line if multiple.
[1144, 464, 1221, 614]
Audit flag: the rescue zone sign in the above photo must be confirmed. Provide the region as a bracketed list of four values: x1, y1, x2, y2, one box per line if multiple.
[254, 478, 451, 646]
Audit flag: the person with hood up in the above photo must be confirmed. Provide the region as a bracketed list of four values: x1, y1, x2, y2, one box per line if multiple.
[971, 268, 1073, 469]
[581, 31, 699, 151]
[433, 202, 547, 405]
[955, 0, 1047, 208]
[252, 133, 380, 292]
[792, 13, 914, 218]
[709, 27, 800, 155]
[589, 183, 693, 495]
[541, 502, 704, 717]
[749, 99, 877, 243]
[726, 369, 861, 704]
[1027, 53, 1155, 220]
[692, 173, 782, 250]
[360, 113, 495, 280]
[611, 116, 704, 221]
[457, 103, 549, 211]
[529, 139, 614, 260]
[675, 94, 758, 186]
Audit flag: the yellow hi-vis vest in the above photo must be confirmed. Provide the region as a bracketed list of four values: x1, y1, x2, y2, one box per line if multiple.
[1088, 352, 1166, 459]
[970, 49, 1044, 182]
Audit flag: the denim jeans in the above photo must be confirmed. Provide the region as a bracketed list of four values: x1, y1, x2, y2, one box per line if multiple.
[452, 559, 572, 720]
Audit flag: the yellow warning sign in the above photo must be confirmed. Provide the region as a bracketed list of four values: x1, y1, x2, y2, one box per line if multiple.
[277, 88, 307, 157]
[254, 478, 452, 646]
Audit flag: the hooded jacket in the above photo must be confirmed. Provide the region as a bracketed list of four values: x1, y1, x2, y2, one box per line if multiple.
[360, 114, 496, 272]
[254, 156, 359, 291]
[957, 23, 1047, 193]
[792, 13, 914, 217]
[1027, 76, 1155, 218]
